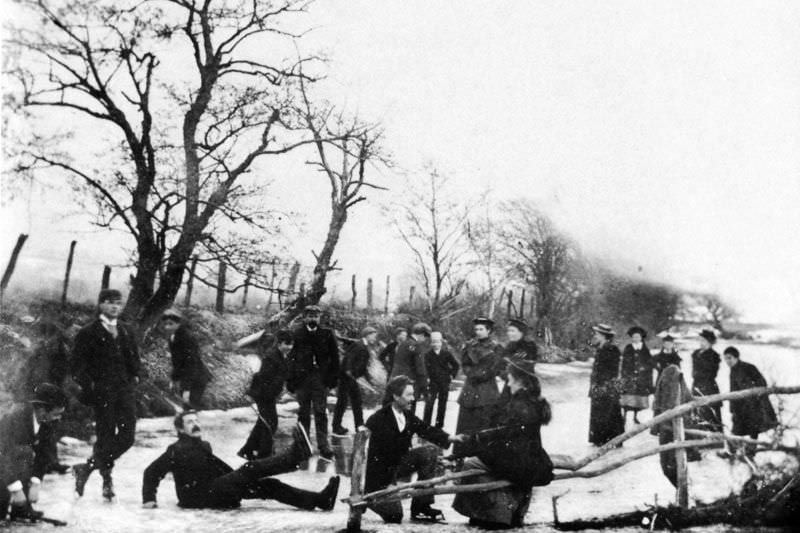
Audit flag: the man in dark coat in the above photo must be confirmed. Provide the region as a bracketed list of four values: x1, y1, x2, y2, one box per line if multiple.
[378, 327, 407, 375]
[588, 324, 625, 446]
[455, 317, 503, 455]
[423, 331, 459, 428]
[238, 329, 292, 460]
[619, 326, 654, 424]
[142, 412, 340, 512]
[287, 305, 339, 459]
[723, 347, 778, 442]
[332, 326, 377, 435]
[364, 376, 464, 524]
[389, 322, 431, 415]
[690, 329, 722, 432]
[1, 383, 68, 522]
[160, 309, 212, 410]
[653, 334, 681, 379]
[72, 289, 141, 501]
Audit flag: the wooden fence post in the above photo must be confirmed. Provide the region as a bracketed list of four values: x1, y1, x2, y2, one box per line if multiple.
[215, 261, 226, 313]
[672, 372, 689, 508]
[347, 428, 371, 533]
[519, 289, 526, 319]
[350, 274, 357, 310]
[184, 255, 198, 307]
[506, 289, 514, 317]
[0, 233, 28, 307]
[266, 259, 277, 311]
[384, 275, 390, 314]
[61, 240, 77, 308]
[366, 278, 373, 309]
[408, 286, 415, 304]
[101, 265, 111, 290]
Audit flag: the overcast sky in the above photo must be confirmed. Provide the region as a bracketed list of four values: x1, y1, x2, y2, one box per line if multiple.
[3, 1, 800, 323]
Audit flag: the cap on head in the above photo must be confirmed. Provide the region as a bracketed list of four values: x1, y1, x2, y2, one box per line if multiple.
[361, 326, 378, 338]
[411, 322, 432, 336]
[699, 329, 717, 344]
[473, 316, 495, 329]
[627, 326, 647, 338]
[98, 288, 122, 303]
[31, 383, 68, 409]
[303, 305, 322, 316]
[662, 334, 675, 342]
[592, 324, 616, 337]
[723, 346, 740, 358]
[507, 318, 529, 334]
[430, 331, 443, 341]
[161, 308, 182, 321]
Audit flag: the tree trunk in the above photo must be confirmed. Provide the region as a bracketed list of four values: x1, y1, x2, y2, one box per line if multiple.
[308, 203, 347, 305]
[101, 265, 112, 290]
[350, 274, 357, 310]
[366, 278, 373, 309]
[216, 261, 226, 313]
[184, 255, 198, 307]
[384, 275, 390, 314]
[61, 240, 77, 308]
[0, 234, 28, 306]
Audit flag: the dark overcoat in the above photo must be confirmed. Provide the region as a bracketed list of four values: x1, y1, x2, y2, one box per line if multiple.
[620, 344, 654, 396]
[71, 319, 140, 403]
[0, 403, 36, 488]
[340, 341, 370, 381]
[425, 347, 459, 387]
[588, 342, 625, 445]
[729, 360, 778, 436]
[690, 348, 722, 430]
[288, 325, 339, 390]
[248, 346, 288, 407]
[389, 338, 429, 391]
[653, 349, 682, 377]
[503, 339, 539, 364]
[169, 325, 211, 388]
[458, 338, 503, 409]
[378, 341, 398, 374]
[363, 405, 450, 493]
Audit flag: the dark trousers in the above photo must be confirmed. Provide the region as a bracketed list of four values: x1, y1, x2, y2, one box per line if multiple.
[295, 372, 330, 452]
[187, 449, 318, 510]
[238, 403, 278, 459]
[33, 422, 59, 478]
[181, 379, 208, 410]
[91, 387, 137, 471]
[423, 382, 450, 428]
[332, 377, 363, 430]
[367, 445, 440, 523]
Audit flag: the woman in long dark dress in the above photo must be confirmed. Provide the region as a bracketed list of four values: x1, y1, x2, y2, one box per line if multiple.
[653, 334, 682, 379]
[690, 329, 722, 431]
[588, 324, 625, 445]
[723, 346, 778, 443]
[452, 358, 553, 529]
[619, 326, 654, 424]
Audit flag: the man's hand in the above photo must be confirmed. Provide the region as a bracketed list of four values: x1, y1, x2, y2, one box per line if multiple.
[448, 433, 468, 443]
[181, 390, 191, 403]
[27, 478, 41, 504]
[142, 501, 157, 509]
[9, 489, 27, 507]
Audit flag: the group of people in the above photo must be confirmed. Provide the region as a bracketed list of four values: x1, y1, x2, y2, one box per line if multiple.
[587, 324, 778, 451]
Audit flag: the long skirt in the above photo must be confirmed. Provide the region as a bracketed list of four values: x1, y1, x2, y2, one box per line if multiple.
[691, 380, 722, 432]
[619, 394, 650, 411]
[588, 395, 624, 445]
[454, 404, 495, 456]
[452, 457, 531, 527]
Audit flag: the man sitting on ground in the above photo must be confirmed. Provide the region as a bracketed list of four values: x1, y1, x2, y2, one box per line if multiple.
[364, 375, 465, 524]
[142, 411, 340, 512]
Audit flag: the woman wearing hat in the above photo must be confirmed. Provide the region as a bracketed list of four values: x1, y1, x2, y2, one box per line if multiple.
[504, 319, 539, 364]
[653, 335, 681, 380]
[619, 326, 654, 425]
[454, 317, 503, 455]
[691, 329, 722, 432]
[588, 324, 625, 445]
[451, 358, 553, 529]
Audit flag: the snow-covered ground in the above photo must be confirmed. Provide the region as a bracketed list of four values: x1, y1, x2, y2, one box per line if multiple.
[30, 338, 800, 532]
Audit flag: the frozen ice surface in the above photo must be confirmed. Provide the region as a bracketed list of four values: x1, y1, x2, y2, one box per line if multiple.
[27, 338, 800, 532]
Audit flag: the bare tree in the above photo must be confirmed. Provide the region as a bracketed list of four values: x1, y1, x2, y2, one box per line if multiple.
[391, 167, 476, 318]
[5, 0, 323, 333]
[465, 196, 506, 318]
[701, 293, 738, 333]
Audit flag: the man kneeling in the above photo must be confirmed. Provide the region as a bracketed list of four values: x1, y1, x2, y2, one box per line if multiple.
[142, 411, 339, 511]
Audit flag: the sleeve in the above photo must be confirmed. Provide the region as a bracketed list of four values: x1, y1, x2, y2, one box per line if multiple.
[446, 351, 460, 379]
[325, 331, 340, 387]
[473, 401, 538, 445]
[170, 344, 184, 381]
[411, 414, 450, 448]
[378, 344, 393, 367]
[71, 329, 94, 403]
[462, 346, 495, 383]
[414, 346, 429, 387]
[247, 371, 265, 402]
[142, 449, 174, 504]
[124, 325, 141, 378]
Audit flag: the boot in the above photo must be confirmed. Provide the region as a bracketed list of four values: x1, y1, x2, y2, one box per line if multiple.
[316, 476, 341, 511]
[73, 461, 95, 497]
[410, 505, 445, 523]
[100, 469, 115, 501]
[9, 503, 44, 522]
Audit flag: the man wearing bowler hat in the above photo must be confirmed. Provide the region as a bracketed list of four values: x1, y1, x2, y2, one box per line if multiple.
[72, 288, 141, 501]
[287, 305, 339, 459]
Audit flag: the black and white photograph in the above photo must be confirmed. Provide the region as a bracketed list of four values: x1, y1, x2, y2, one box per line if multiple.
[1, 1, 800, 531]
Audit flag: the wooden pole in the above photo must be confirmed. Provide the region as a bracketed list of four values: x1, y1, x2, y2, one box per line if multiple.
[366, 277, 373, 309]
[672, 372, 689, 508]
[215, 261, 226, 313]
[242, 267, 253, 308]
[61, 240, 77, 308]
[506, 289, 513, 316]
[519, 289, 526, 319]
[346, 428, 371, 533]
[384, 275, 390, 314]
[409, 285, 415, 304]
[266, 259, 277, 312]
[350, 274, 357, 310]
[101, 265, 111, 290]
[0, 233, 28, 307]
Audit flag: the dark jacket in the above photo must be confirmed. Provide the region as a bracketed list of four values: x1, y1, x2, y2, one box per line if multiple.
[503, 339, 539, 364]
[169, 326, 211, 387]
[653, 349, 681, 377]
[691, 348, 721, 393]
[0, 403, 36, 487]
[620, 343, 654, 396]
[142, 434, 234, 508]
[248, 346, 288, 407]
[288, 325, 339, 390]
[340, 340, 371, 381]
[458, 338, 503, 408]
[25, 334, 70, 393]
[364, 404, 450, 492]
[589, 342, 621, 399]
[378, 341, 398, 374]
[71, 319, 140, 404]
[389, 338, 429, 391]
[464, 388, 553, 489]
[425, 347, 459, 387]
[729, 360, 778, 436]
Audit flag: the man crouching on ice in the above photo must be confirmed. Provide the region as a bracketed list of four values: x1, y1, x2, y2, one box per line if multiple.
[141, 411, 340, 512]
[364, 375, 466, 524]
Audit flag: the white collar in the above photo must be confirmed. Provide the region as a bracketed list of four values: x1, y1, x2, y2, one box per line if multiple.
[100, 314, 118, 327]
[32, 412, 40, 435]
[632, 342, 643, 350]
[391, 404, 406, 431]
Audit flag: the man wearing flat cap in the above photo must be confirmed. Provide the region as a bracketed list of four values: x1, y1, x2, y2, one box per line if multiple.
[690, 329, 722, 432]
[389, 322, 432, 415]
[454, 317, 503, 455]
[332, 326, 377, 435]
[160, 309, 212, 410]
[287, 305, 339, 459]
[72, 289, 141, 501]
[1, 383, 68, 522]
[588, 324, 625, 445]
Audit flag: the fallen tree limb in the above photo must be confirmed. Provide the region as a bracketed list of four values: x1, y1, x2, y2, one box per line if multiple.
[345, 469, 485, 506]
[684, 429, 799, 453]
